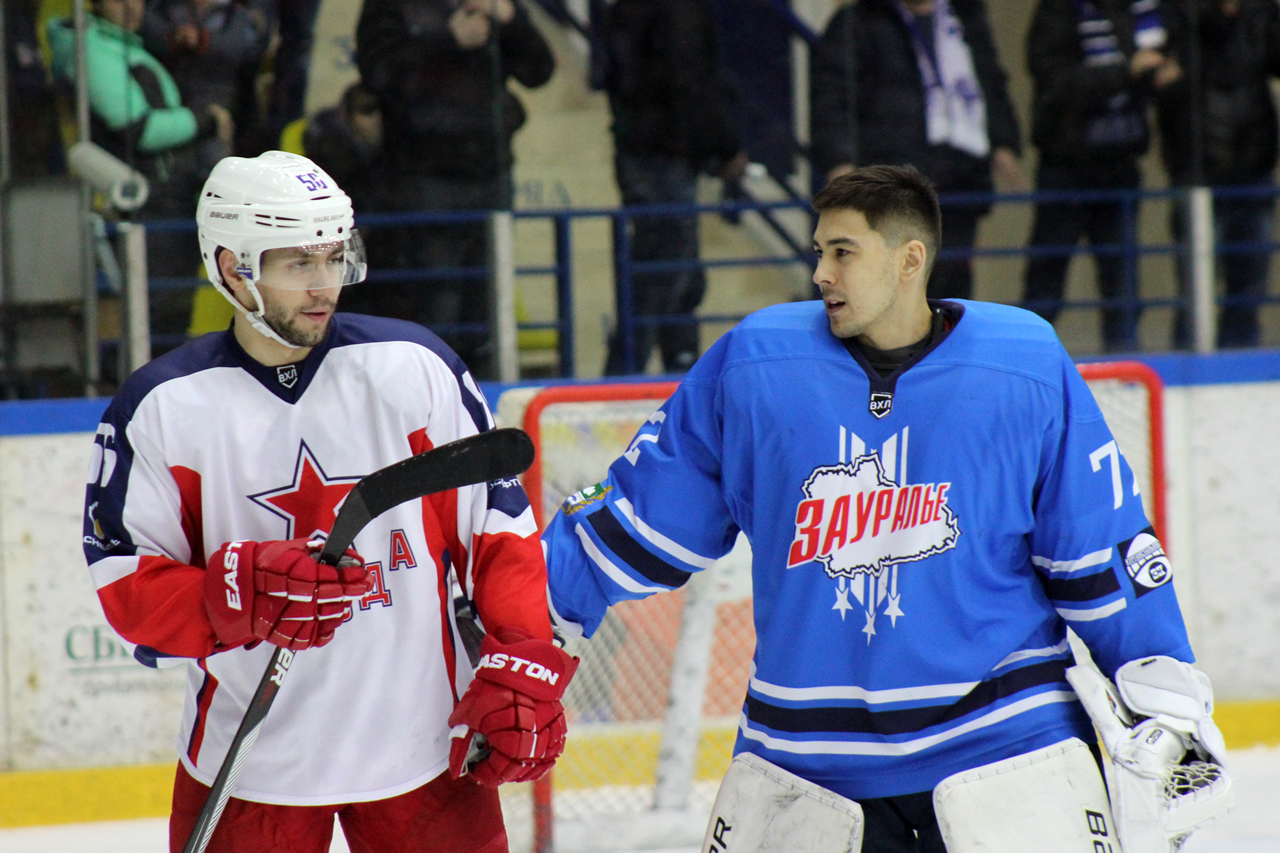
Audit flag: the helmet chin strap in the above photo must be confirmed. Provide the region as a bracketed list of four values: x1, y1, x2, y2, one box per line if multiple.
[210, 264, 303, 350]
[241, 283, 302, 350]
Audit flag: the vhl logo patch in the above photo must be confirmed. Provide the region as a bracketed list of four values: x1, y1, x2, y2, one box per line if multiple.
[1120, 527, 1171, 597]
[276, 365, 299, 388]
[869, 392, 893, 419]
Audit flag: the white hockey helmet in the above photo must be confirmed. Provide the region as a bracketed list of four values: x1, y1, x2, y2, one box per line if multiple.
[196, 151, 367, 347]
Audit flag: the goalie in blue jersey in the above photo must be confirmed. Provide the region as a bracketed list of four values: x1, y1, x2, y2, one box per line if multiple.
[542, 165, 1232, 853]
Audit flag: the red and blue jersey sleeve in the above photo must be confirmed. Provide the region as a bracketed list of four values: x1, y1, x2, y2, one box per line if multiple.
[84, 394, 219, 664]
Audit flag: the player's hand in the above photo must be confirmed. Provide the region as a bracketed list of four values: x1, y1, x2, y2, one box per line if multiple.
[204, 538, 371, 651]
[448, 629, 579, 786]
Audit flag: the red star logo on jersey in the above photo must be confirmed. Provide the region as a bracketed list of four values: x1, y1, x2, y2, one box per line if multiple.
[250, 442, 362, 540]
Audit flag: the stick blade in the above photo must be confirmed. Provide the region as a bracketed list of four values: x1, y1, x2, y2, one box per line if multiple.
[323, 428, 535, 561]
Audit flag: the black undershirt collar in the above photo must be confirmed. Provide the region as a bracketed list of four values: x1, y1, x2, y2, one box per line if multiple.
[838, 300, 962, 419]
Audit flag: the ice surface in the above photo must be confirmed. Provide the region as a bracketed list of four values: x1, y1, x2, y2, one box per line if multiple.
[2, 746, 1276, 853]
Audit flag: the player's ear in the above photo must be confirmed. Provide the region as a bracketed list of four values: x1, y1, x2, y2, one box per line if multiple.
[216, 247, 245, 289]
[900, 238, 928, 284]
[216, 248, 258, 312]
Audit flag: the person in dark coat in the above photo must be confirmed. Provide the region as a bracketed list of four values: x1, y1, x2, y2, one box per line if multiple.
[6, 0, 65, 176]
[302, 82, 387, 215]
[601, 0, 747, 375]
[356, 0, 555, 377]
[1158, 0, 1280, 349]
[810, 0, 1025, 301]
[1022, 0, 1181, 352]
[140, 0, 271, 162]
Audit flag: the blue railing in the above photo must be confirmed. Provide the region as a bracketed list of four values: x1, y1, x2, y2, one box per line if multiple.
[110, 183, 1280, 378]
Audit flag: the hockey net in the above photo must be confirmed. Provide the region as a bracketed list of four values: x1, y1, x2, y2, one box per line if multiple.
[492, 361, 1165, 853]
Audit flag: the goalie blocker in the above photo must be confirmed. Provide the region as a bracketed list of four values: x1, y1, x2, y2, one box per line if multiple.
[703, 656, 1231, 853]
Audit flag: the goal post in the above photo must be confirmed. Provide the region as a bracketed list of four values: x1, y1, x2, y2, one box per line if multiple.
[498, 360, 1167, 853]
[1076, 361, 1166, 543]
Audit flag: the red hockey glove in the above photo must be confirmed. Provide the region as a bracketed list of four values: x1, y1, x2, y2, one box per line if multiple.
[448, 629, 579, 786]
[204, 538, 371, 651]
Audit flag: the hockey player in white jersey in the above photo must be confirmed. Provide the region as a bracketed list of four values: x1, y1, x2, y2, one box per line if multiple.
[82, 151, 577, 853]
[542, 166, 1230, 853]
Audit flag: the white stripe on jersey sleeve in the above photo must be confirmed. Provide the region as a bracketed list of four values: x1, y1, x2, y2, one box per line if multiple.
[574, 522, 668, 594]
[737, 690, 1078, 757]
[991, 638, 1072, 671]
[612, 497, 718, 570]
[1055, 598, 1127, 622]
[1030, 547, 1113, 574]
[90, 554, 143, 590]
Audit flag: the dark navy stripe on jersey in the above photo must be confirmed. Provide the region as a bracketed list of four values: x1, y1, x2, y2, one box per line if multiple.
[744, 660, 1069, 737]
[1042, 569, 1122, 602]
[133, 644, 174, 668]
[587, 505, 692, 588]
[488, 479, 531, 518]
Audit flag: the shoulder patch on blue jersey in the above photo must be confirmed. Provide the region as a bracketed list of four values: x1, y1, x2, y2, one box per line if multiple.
[1119, 527, 1171, 596]
[562, 483, 611, 515]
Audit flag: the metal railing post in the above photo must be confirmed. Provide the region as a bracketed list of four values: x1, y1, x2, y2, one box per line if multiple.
[120, 222, 151, 373]
[611, 212, 635, 373]
[487, 210, 518, 382]
[553, 214, 574, 377]
[1121, 192, 1139, 349]
[1187, 186, 1217, 353]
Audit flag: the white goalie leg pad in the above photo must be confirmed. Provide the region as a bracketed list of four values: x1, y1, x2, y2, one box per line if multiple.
[1067, 661, 1234, 853]
[701, 752, 864, 853]
[933, 737, 1119, 853]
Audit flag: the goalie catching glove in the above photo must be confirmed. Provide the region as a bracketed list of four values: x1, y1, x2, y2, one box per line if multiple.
[448, 629, 579, 786]
[1067, 656, 1234, 853]
[205, 538, 371, 651]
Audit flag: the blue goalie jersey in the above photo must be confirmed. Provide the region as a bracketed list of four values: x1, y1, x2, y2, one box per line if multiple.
[543, 299, 1193, 800]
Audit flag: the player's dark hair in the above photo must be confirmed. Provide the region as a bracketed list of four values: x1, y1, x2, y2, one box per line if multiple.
[812, 166, 942, 276]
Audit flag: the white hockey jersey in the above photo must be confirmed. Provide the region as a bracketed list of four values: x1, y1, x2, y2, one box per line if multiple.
[83, 314, 549, 805]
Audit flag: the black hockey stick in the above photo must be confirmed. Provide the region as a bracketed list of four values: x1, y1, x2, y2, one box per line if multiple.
[182, 427, 535, 853]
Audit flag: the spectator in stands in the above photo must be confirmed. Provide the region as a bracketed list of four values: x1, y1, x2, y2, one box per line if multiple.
[141, 0, 272, 163]
[263, 0, 322, 142]
[303, 81, 396, 315]
[6, 0, 64, 176]
[600, 0, 747, 375]
[1022, 0, 1181, 352]
[301, 82, 387, 214]
[47, 0, 234, 348]
[356, 0, 555, 378]
[810, 0, 1024, 302]
[1157, 0, 1280, 349]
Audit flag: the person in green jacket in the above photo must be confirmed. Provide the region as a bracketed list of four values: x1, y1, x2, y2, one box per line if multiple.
[47, 0, 233, 355]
